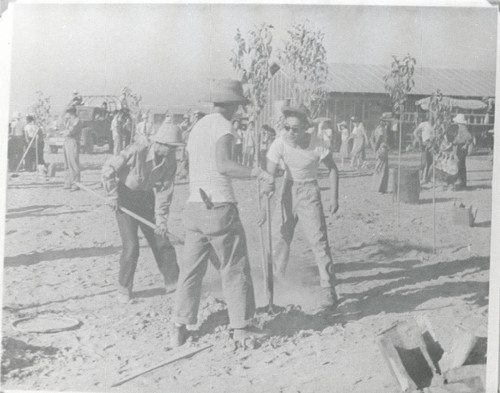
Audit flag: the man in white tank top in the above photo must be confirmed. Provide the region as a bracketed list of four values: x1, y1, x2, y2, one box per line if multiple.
[264, 104, 340, 310]
[172, 79, 274, 347]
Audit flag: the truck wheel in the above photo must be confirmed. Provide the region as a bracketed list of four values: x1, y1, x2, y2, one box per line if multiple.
[50, 146, 58, 153]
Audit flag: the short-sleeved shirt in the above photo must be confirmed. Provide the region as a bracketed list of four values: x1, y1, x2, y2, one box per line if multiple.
[267, 134, 330, 181]
[187, 112, 236, 203]
[416, 121, 435, 143]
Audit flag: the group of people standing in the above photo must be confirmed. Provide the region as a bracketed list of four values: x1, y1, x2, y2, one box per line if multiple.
[232, 120, 276, 169]
[413, 113, 473, 190]
[8, 112, 46, 172]
[100, 79, 341, 348]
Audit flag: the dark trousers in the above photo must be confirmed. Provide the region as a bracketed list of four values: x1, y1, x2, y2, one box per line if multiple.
[456, 152, 467, 187]
[25, 145, 37, 172]
[116, 186, 179, 290]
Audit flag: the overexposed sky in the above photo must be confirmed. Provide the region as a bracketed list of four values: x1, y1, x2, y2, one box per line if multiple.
[8, 3, 498, 113]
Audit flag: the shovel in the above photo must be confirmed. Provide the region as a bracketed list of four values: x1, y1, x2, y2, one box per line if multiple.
[75, 182, 184, 245]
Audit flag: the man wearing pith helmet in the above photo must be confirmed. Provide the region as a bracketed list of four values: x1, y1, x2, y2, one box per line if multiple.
[264, 104, 340, 310]
[172, 79, 274, 347]
[101, 123, 183, 303]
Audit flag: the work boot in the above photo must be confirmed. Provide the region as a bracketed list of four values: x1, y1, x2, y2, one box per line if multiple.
[318, 287, 339, 310]
[171, 324, 188, 348]
[233, 325, 269, 348]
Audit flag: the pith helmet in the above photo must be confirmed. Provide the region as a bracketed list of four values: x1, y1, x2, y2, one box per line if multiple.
[152, 123, 185, 146]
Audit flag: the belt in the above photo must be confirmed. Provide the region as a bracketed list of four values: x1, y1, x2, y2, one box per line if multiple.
[284, 178, 318, 185]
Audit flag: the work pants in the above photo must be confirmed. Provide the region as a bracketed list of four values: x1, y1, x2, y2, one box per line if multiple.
[115, 185, 179, 290]
[456, 148, 468, 188]
[420, 147, 433, 182]
[174, 202, 256, 329]
[63, 138, 80, 188]
[8, 136, 25, 171]
[113, 135, 123, 155]
[272, 179, 336, 288]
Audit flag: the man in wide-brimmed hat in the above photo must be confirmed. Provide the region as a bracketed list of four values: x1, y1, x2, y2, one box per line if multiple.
[452, 113, 473, 190]
[102, 123, 184, 302]
[263, 103, 340, 310]
[172, 79, 274, 347]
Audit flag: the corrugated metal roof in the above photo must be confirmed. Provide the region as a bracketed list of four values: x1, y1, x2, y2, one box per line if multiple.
[325, 63, 496, 98]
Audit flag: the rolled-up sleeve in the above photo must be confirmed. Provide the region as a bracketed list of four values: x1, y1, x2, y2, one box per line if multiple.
[101, 151, 129, 201]
[154, 174, 175, 227]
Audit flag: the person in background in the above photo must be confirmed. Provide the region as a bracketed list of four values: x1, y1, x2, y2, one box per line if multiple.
[371, 118, 388, 153]
[338, 121, 350, 169]
[111, 109, 126, 155]
[102, 123, 183, 303]
[371, 142, 389, 193]
[232, 119, 244, 165]
[349, 116, 369, 170]
[23, 115, 38, 172]
[317, 120, 334, 151]
[413, 114, 435, 184]
[63, 107, 83, 191]
[8, 112, 26, 171]
[69, 90, 83, 108]
[122, 110, 133, 148]
[243, 121, 256, 167]
[259, 124, 272, 169]
[264, 104, 340, 310]
[172, 79, 273, 347]
[134, 112, 153, 145]
[452, 113, 473, 190]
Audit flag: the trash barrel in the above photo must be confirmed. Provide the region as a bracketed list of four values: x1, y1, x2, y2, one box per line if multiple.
[391, 167, 420, 204]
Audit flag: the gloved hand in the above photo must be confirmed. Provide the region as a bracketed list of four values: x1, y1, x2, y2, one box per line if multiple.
[155, 224, 169, 237]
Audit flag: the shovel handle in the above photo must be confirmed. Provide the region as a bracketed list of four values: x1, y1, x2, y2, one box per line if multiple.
[75, 182, 184, 245]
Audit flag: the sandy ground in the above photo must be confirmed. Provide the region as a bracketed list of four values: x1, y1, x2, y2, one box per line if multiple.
[1, 147, 491, 392]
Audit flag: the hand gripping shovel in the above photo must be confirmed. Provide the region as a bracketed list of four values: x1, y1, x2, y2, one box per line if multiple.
[75, 182, 184, 245]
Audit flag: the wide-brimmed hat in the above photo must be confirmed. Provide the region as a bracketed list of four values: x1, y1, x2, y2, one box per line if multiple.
[152, 123, 185, 146]
[350, 116, 360, 122]
[453, 114, 467, 124]
[281, 104, 311, 126]
[208, 79, 250, 105]
[338, 121, 348, 128]
[73, 89, 79, 95]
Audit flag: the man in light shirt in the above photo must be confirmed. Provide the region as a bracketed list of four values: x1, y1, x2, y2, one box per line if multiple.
[172, 79, 273, 347]
[413, 115, 435, 183]
[264, 104, 340, 309]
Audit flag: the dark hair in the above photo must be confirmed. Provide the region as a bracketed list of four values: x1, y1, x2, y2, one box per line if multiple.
[66, 107, 77, 116]
[26, 115, 35, 123]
